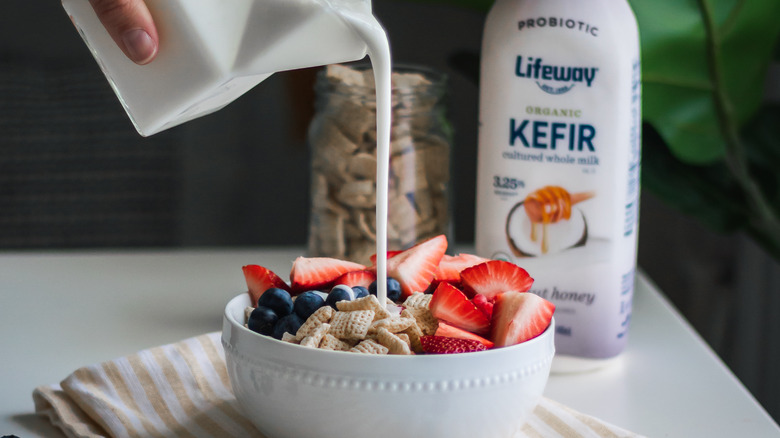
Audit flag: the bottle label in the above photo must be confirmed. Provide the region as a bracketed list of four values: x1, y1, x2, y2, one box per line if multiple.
[476, 0, 641, 360]
[517, 17, 600, 37]
[514, 55, 599, 94]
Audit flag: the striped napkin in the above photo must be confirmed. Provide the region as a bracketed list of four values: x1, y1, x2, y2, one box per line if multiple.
[33, 332, 643, 438]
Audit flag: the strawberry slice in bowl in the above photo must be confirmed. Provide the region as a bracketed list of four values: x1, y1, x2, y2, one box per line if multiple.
[289, 257, 366, 293]
[242, 265, 291, 306]
[491, 291, 555, 348]
[368, 250, 404, 266]
[420, 335, 488, 354]
[460, 260, 534, 299]
[435, 321, 494, 349]
[433, 253, 490, 286]
[429, 282, 490, 335]
[472, 293, 494, 320]
[386, 234, 448, 298]
[333, 270, 376, 289]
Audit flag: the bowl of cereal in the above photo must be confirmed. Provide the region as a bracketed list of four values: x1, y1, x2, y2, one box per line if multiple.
[221, 236, 555, 438]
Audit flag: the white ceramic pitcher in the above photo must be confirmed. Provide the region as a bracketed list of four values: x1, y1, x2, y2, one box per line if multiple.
[62, 0, 373, 136]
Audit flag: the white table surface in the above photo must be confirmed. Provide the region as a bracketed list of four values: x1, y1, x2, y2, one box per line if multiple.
[1, 247, 778, 437]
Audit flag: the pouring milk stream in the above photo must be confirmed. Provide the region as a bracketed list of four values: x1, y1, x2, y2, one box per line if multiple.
[62, 0, 393, 303]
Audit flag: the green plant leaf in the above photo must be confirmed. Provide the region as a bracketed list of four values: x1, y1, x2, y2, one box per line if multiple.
[629, 0, 780, 164]
[640, 124, 749, 233]
[643, 104, 780, 260]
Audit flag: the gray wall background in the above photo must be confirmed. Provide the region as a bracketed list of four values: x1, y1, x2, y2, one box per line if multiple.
[2, 0, 779, 423]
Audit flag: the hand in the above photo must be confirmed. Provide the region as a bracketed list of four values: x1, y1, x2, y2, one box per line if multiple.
[89, 0, 159, 65]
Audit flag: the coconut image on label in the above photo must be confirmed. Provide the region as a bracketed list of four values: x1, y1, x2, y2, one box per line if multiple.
[506, 186, 594, 257]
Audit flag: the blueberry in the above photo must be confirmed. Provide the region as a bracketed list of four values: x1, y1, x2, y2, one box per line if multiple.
[326, 285, 354, 309]
[313, 290, 329, 301]
[333, 284, 356, 298]
[369, 277, 402, 302]
[247, 306, 278, 336]
[352, 286, 369, 299]
[257, 288, 293, 317]
[272, 313, 304, 340]
[294, 291, 326, 320]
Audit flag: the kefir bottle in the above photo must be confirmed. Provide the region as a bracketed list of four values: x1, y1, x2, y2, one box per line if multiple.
[475, 0, 641, 372]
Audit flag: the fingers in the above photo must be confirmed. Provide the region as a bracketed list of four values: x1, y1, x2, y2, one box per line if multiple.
[89, 0, 158, 65]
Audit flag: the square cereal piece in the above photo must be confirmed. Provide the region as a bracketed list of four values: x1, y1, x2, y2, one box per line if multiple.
[337, 295, 391, 321]
[295, 306, 334, 340]
[376, 327, 413, 355]
[299, 336, 317, 348]
[244, 306, 255, 323]
[375, 304, 393, 321]
[402, 322, 424, 353]
[320, 334, 351, 351]
[396, 333, 411, 346]
[329, 310, 375, 341]
[403, 292, 432, 309]
[300, 323, 331, 348]
[281, 332, 299, 344]
[401, 307, 439, 336]
[350, 338, 390, 355]
[335, 295, 374, 312]
[368, 316, 416, 334]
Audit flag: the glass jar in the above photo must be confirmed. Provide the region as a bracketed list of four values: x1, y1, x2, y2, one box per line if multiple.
[307, 64, 452, 265]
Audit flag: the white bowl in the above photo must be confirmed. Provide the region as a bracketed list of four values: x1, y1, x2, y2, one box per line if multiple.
[222, 293, 554, 438]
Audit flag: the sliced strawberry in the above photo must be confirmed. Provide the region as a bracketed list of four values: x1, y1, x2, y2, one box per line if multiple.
[490, 291, 555, 347]
[333, 270, 376, 289]
[289, 257, 366, 293]
[242, 265, 290, 306]
[434, 253, 490, 285]
[472, 293, 494, 320]
[429, 282, 490, 335]
[386, 235, 448, 298]
[435, 321, 494, 348]
[460, 260, 534, 299]
[369, 250, 404, 266]
[421, 335, 488, 354]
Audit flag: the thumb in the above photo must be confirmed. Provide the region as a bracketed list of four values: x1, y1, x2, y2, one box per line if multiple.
[89, 0, 159, 65]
